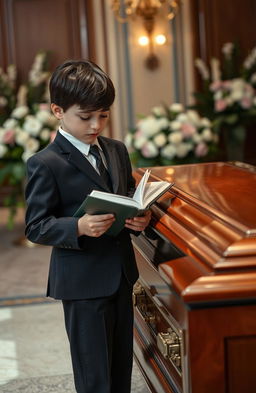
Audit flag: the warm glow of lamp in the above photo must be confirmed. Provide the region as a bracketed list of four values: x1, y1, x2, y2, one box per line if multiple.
[110, 0, 181, 70]
[155, 34, 166, 45]
[138, 36, 149, 46]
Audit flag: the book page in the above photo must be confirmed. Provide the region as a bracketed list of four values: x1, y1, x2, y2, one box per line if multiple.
[142, 181, 173, 209]
[132, 169, 151, 207]
[90, 190, 140, 208]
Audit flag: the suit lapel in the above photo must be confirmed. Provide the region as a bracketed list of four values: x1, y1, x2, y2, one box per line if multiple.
[98, 136, 120, 193]
[54, 132, 111, 191]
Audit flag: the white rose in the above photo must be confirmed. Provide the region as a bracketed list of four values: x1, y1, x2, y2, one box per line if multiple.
[0, 143, 7, 157]
[40, 128, 50, 140]
[139, 116, 161, 137]
[169, 120, 181, 131]
[161, 144, 176, 159]
[187, 110, 201, 126]
[152, 106, 165, 116]
[23, 115, 42, 136]
[201, 128, 213, 142]
[168, 131, 183, 144]
[36, 109, 52, 124]
[22, 150, 35, 162]
[170, 103, 184, 112]
[11, 105, 29, 119]
[176, 142, 192, 158]
[141, 141, 159, 158]
[176, 113, 188, 123]
[200, 117, 212, 128]
[134, 134, 147, 149]
[3, 118, 18, 129]
[15, 128, 29, 146]
[124, 133, 133, 148]
[25, 137, 40, 152]
[192, 133, 202, 143]
[153, 133, 166, 147]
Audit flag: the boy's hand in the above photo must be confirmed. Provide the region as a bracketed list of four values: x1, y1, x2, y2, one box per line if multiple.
[78, 213, 115, 237]
[125, 209, 151, 232]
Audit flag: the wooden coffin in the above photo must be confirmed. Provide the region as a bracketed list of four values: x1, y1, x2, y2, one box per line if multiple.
[131, 162, 256, 393]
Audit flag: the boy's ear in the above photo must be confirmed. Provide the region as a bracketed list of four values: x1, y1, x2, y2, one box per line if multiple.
[51, 103, 64, 119]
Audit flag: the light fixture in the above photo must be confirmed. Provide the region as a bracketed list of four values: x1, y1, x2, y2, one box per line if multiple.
[111, 0, 181, 70]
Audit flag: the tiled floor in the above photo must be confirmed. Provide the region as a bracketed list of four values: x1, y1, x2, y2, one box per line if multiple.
[0, 209, 149, 392]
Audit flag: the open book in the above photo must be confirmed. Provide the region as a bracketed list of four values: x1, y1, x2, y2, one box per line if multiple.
[74, 170, 174, 236]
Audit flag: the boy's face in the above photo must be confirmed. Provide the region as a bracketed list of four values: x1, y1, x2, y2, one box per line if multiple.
[51, 104, 110, 144]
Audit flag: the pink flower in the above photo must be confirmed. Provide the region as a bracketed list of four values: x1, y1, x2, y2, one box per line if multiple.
[181, 123, 196, 138]
[240, 97, 253, 109]
[195, 142, 208, 157]
[215, 99, 228, 112]
[210, 80, 223, 92]
[3, 129, 15, 144]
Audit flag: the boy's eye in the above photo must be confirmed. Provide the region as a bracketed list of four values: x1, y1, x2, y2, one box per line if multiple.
[79, 116, 90, 121]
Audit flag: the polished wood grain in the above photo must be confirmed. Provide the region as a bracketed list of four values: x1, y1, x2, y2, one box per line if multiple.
[133, 162, 256, 392]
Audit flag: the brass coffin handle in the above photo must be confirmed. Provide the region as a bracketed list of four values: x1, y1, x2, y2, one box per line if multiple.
[157, 330, 181, 368]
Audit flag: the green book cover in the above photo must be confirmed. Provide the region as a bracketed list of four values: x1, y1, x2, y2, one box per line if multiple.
[74, 195, 139, 236]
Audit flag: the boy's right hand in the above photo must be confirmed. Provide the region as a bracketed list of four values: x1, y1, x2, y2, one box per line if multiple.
[77, 213, 115, 237]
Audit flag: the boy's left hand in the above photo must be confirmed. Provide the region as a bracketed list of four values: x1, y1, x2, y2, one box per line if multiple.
[125, 209, 151, 232]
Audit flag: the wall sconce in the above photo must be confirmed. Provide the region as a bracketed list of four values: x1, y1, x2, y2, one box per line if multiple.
[110, 0, 181, 70]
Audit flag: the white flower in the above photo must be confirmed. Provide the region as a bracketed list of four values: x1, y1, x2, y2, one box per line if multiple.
[22, 150, 34, 162]
[200, 117, 211, 128]
[170, 103, 184, 112]
[124, 133, 133, 148]
[3, 118, 18, 129]
[40, 128, 51, 140]
[16, 129, 29, 146]
[134, 134, 147, 149]
[222, 42, 234, 59]
[16, 85, 28, 107]
[250, 73, 256, 84]
[169, 120, 181, 131]
[138, 116, 162, 137]
[201, 128, 213, 142]
[176, 113, 189, 123]
[168, 131, 183, 144]
[192, 133, 202, 143]
[211, 58, 221, 82]
[152, 106, 165, 116]
[0, 143, 7, 157]
[11, 105, 29, 119]
[23, 115, 42, 136]
[36, 109, 52, 124]
[176, 142, 192, 158]
[187, 110, 201, 126]
[161, 144, 176, 159]
[153, 133, 166, 147]
[141, 141, 159, 158]
[195, 58, 210, 80]
[25, 137, 40, 152]
[0, 96, 8, 107]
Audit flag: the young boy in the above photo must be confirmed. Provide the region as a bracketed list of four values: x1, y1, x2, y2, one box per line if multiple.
[25, 60, 151, 393]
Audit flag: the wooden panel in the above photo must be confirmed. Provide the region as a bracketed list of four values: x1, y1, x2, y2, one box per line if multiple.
[225, 336, 256, 393]
[0, 0, 89, 80]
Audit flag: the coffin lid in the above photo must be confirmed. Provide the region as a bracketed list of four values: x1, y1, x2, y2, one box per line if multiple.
[135, 161, 256, 268]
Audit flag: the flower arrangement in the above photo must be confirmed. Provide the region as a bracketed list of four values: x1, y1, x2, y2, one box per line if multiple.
[0, 52, 58, 228]
[194, 42, 256, 160]
[125, 103, 218, 168]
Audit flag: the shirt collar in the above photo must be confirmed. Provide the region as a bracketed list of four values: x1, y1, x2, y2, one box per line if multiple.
[59, 127, 101, 156]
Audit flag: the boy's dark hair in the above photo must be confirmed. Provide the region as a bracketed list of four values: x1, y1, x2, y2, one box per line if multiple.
[49, 60, 115, 112]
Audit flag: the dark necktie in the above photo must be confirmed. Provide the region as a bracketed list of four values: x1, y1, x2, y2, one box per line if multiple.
[89, 144, 112, 191]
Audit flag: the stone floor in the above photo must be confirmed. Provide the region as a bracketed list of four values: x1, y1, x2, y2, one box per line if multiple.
[0, 209, 149, 393]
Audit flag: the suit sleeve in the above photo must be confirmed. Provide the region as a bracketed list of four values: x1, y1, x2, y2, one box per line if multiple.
[25, 155, 81, 249]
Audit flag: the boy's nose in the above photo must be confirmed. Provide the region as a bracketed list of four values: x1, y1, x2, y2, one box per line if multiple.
[91, 118, 100, 130]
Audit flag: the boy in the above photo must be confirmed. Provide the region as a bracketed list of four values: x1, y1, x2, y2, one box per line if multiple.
[25, 60, 151, 393]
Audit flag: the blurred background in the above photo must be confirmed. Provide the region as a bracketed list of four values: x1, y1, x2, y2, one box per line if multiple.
[0, 0, 256, 391]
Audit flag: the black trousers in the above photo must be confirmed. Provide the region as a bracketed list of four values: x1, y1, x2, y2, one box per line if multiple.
[62, 276, 134, 393]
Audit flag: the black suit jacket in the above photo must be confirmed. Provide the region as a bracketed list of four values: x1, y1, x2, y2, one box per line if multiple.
[25, 132, 139, 300]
